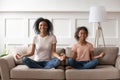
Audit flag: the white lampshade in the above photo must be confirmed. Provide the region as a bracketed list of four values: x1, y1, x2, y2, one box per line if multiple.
[89, 6, 107, 22]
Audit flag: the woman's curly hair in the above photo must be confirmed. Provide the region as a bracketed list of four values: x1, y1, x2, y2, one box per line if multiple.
[33, 17, 53, 35]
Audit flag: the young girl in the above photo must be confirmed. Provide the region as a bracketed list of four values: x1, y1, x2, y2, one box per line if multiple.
[67, 26, 105, 69]
[16, 17, 65, 69]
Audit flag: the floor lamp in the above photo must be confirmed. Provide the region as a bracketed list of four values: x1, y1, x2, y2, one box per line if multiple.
[89, 6, 107, 48]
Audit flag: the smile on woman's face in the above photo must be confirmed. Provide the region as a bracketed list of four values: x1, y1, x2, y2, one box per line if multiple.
[78, 30, 87, 41]
[39, 21, 48, 33]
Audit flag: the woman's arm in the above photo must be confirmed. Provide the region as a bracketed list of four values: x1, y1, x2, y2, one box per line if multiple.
[16, 44, 35, 59]
[24, 44, 35, 57]
[52, 43, 65, 61]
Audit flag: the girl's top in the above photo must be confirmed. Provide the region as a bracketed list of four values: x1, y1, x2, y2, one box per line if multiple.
[71, 42, 94, 61]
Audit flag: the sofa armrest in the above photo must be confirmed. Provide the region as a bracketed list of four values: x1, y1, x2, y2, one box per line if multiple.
[115, 55, 120, 69]
[0, 54, 15, 80]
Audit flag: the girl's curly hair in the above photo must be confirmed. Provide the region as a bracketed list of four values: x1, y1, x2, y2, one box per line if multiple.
[74, 26, 88, 41]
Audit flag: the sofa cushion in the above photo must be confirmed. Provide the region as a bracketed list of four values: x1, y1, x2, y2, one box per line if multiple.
[66, 65, 119, 79]
[11, 65, 65, 79]
[65, 47, 119, 65]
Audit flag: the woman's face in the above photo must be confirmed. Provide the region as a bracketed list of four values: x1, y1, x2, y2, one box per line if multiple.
[39, 21, 48, 33]
[78, 29, 88, 41]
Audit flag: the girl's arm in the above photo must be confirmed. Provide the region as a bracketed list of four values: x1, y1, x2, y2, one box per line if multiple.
[90, 51, 105, 59]
[72, 51, 77, 59]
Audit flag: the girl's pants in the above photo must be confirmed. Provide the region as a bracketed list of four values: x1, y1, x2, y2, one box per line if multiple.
[67, 58, 99, 69]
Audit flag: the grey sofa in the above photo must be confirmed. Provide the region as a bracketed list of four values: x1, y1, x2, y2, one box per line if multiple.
[0, 47, 120, 80]
[65, 47, 120, 80]
[0, 47, 65, 80]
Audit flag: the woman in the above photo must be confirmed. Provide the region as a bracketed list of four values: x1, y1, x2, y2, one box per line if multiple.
[16, 17, 65, 69]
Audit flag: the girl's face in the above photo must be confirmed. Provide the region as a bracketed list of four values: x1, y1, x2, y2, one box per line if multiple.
[78, 29, 88, 41]
[39, 21, 48, 33]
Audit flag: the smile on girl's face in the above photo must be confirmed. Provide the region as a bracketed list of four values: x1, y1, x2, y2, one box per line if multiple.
[78, 30, 87, 41]
[39, 21, 48, 33]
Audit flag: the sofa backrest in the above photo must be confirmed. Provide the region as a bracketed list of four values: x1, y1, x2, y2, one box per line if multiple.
[12, 46, 65, 65]
[66, 47, 119, 65]
[94, 47, 119, 65]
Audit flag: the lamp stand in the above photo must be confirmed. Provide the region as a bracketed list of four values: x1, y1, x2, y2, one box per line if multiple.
[94, 22, 105, 47]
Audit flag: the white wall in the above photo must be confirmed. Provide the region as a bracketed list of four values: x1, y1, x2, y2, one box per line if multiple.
[0, 0, 120, 53]
[0, 0, 120, 12]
